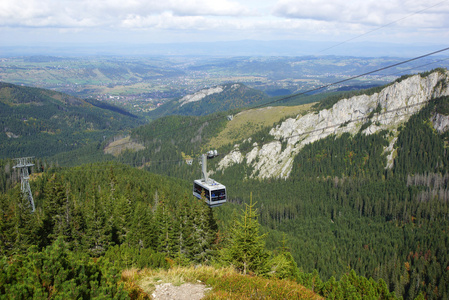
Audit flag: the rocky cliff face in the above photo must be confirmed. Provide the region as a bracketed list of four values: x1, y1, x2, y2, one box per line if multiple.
[218, 70, 449, 179]
[179, 84, 242, 107]
[179, 86, 225, 106]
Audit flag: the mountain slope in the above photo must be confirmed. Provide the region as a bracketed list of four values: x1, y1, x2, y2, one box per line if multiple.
[217, 69, 449, 179]
[107, 69, 449, 300]
[147, 83, 268, 118]
[0, 82, 143, 158]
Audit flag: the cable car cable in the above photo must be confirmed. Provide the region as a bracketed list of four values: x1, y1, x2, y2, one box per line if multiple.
[56, 52, 449, 170]
[50, 49, 449, 168]
[140, 97, 438, 170]
[316, 0, 449, 55]
[48, 96, 443, 174]
[106, 50, 449, 168]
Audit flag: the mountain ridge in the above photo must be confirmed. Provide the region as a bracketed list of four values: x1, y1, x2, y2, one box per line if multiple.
[0, 81, 143, 158]
[217, 69, 449, 179]
[147, 83, 268, 118]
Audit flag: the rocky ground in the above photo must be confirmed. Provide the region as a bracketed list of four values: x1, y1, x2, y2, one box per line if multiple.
[151, 282, 211, 300]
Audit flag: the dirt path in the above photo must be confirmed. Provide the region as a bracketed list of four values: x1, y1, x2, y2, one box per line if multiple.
[151, 282, 211, 300]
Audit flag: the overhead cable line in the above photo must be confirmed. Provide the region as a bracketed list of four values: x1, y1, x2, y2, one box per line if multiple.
[103, 55, 449, 155]
[317, 0, 449, 54]
[68, 48, 449, 168]
[250, 47, 449, 110]
[56, 97, 437, 172]
[102, 47, 449, 157]
[140, 98, 438, 170]
[117, 46, 449, 147]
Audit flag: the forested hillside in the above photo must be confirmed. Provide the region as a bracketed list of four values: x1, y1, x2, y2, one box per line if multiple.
[147, 83, 268, 118]
[210, 95, 449, 299]
[0, 82, 143, 158]
[2, 69, 449, 299]
[107, 70, 449, 299]
[0, 162, 399, 299]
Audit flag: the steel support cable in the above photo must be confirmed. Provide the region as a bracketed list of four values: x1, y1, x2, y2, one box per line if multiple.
[130, 47, 449, 149]
[68, 48, 449, 166]
[103, 56, 449, 154]
[141, 97, 440, 169]
[317, 0, 449, 54]
[63, 96, 444, 171]
[101, 47, 449, 168]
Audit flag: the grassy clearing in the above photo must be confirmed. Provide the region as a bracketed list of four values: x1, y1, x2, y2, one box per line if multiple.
[207, 103, 315, 149]
[121, 266, 322, 300]
[104, 136, 145, 156]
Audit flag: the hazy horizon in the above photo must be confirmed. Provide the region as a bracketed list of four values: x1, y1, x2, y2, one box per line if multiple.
[1, 1, 449, 57]
[1, 39, 449, 58]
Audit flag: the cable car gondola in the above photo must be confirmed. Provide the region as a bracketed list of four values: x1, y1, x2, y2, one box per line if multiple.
[193, 153, 227, 207]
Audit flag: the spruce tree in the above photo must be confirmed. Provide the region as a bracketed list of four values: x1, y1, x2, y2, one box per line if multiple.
[174, 197, 194, 262]
[221, 193, 269, 275]
[42, 174, 68, 245]
[81, 185, 111, 257]
[155, 200, 175, 256]
[0, 194, 16, 255]
[128, 201, 153, 249]
[189, 198, 218, 263]
[11, 186, 39, 254]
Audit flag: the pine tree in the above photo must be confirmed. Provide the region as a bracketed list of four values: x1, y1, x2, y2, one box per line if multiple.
[127, 201, 153, 249]
[0, 194, 17, 255]
[111, 194, 132, 245]
[155, 200, 175, 256]
[221, 193, 269, 275]
[41, 174, 68, 245]
[189, 197, 218, 263]
[174, 197, 194, 262]
[81, 185, 111, 257]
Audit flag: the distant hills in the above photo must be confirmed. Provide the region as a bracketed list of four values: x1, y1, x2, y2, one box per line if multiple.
[147, 83, 268, 118]
[112, 69, 449, 182]
[2, 40, 448, 57]
[0, 82, 143, 158]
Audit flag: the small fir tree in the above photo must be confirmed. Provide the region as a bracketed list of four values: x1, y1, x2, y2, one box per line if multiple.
[221, 192, 269, 275]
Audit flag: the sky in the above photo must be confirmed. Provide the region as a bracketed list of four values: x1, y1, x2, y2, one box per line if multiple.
[1, 0, 449, 55]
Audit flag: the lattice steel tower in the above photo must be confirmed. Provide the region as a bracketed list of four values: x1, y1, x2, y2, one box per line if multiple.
[13, 157, 35, 212]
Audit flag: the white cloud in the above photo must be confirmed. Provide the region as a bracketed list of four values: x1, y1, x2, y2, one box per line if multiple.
[0, 0, 448, 46]
[121, 12, 212, 30]
[272, 0, 449, 28]
[0, 0, 254, 28]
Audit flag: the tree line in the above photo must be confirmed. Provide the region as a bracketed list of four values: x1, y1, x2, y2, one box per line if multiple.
[1, 162, 401, 299]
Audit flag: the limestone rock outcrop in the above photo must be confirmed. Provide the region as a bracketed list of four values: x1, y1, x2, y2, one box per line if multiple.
[179, 86, 224, 106]
[218, 70, 449, 179]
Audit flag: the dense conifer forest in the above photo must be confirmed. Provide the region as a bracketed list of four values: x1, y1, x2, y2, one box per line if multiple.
[0, 162, 397, 298]
[1, 72, 449, 299]
[114, 94, 449, 299]
[147, 83, 269, 118]
[0, 82, 143, 158]
[210, 96, 449, 299]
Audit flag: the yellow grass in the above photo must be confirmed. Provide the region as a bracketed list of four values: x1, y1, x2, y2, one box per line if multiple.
[206, 103, 315, 149]
[122, 265, 322, 300]
[134, 265, 237, 295]
[104, 136, 145, 157]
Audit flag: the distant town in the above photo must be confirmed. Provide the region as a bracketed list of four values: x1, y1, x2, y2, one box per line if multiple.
[1, 55, 447, 114]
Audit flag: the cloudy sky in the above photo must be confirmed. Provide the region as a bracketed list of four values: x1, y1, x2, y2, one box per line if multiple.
[1, 0, 448, 52]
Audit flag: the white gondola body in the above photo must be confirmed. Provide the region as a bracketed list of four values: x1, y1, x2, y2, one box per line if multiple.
[193, 179, 227, 207]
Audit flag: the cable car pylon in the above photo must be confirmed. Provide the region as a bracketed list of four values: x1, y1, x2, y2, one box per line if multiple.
[193, 151, 227, 207]
[13, 157, 35, 212]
